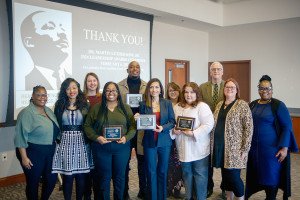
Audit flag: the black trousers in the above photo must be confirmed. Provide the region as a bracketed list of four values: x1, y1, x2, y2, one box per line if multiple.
[16, 143, 57, 200]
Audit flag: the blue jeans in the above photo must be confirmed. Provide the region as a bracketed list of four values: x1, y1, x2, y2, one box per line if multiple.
[144, 146, 171, 200]
[181, 156, 209, 200]
[92, 141, 130, 200]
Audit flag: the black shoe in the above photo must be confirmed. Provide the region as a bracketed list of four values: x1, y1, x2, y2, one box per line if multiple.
[207, 189, 213, 198]
[124, 192, 131, 200]
[137, 190, 146, 199]
[173, 188, 181, 199]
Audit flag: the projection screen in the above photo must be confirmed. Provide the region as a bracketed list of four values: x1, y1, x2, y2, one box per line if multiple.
[11, 0, 152, 119]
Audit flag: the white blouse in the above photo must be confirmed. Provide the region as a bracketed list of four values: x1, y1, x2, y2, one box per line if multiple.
[172, 102, 214, 162]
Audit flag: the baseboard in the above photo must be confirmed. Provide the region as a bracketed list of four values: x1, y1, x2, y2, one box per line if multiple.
[0, 173, 25, 187]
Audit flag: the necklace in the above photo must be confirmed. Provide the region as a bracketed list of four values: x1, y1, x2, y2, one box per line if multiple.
[258, 99, 271, 104]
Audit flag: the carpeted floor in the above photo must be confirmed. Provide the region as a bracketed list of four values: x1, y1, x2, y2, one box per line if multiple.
[0, 153, 299, 200]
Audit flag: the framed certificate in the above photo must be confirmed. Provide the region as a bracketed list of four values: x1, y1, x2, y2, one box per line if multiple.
[126, 94, 143, 107]
[137, 114, 156, 130]
[103, 126, 122, 141]
[176, 116, 195, 131]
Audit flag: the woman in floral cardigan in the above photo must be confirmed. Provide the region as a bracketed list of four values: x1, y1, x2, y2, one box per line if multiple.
[210, 78, 253, 200]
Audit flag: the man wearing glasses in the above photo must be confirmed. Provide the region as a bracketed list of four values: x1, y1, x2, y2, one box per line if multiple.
[118, 61, 147, 199]
[199, 61, 225, 199]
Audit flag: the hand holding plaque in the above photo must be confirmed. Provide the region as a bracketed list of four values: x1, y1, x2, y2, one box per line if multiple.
[175, 116, 195, 131]
[103, 125, 122, 141]
[137, 114, 156, 130]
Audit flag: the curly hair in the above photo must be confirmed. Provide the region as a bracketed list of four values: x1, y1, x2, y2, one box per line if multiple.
[178, 82, 201, 108]
[54, 78, 88, 126]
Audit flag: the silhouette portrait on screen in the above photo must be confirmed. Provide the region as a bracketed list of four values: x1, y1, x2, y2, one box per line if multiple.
[21, 11, 70, 90]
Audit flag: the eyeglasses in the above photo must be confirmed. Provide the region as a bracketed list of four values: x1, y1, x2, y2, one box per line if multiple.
[225, 86, 236, 90]
[211, 68, 223, 72]
[258, 86, 272, 92]
[35, 93, 48, 98]
[105, 90, 118, 94]
[169, 90, 178, 93]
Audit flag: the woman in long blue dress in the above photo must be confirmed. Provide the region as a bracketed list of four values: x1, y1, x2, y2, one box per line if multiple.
[246, 75, 298, 200]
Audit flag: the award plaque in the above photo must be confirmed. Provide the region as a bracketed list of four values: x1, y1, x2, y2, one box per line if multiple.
[176, 116, 195, 131]
[103, 126, 122, 141]
[137, 115, 156, 130]
[126, 94, 143, 107]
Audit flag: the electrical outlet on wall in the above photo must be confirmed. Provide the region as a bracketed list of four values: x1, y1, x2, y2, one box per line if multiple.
[1, 153, 8, 161]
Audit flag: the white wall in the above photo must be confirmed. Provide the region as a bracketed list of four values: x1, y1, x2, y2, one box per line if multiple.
[223, 0, 300, 26]
[152, 21, 209, 86]
[209, 18, 300, 108]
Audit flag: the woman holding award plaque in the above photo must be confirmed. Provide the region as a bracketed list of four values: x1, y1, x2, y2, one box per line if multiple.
[52, 78, 91, 200]
[211, 78, 253, 200]
[84, 81, 136, 200]
[136, 78, 176, 200]
[172, 82, 214, 200]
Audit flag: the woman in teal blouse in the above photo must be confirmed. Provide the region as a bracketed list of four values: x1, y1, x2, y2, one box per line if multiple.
[84, 81, 136, 200]
[14, 85, 60, 200]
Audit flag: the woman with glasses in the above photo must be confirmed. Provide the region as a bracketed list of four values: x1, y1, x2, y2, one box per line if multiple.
[135, 78, 176, 200]
[84, 81, 136, 200]
[172, 82, 214, 200]
[15, 85, 60, 200]
[246, 75, 298, 200]
[166, 82, 184, 198]
[211, 78, 253, 200]
[52, 78, 91, 200]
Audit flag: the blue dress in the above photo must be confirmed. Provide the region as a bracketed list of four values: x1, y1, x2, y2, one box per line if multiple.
[246, 99, 298, 199]
[248, 103, 282, 185]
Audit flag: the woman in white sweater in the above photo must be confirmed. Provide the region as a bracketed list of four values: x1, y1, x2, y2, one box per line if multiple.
[171, 82, 214, 200]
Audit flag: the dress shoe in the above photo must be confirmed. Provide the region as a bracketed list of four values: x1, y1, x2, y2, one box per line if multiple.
[137, 190, 146, 199]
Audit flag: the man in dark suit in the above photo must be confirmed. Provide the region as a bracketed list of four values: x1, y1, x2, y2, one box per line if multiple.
[21, 11, 70, 90]
[199, 61, 225, 199]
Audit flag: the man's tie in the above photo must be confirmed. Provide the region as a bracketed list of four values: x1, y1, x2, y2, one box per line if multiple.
[212, 83, 219, 106]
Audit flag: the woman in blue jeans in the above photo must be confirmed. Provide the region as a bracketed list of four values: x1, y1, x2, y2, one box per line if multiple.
[84, 82, 136, 200]
[135, 78, 175, 200]
[171, 82, 214, 200]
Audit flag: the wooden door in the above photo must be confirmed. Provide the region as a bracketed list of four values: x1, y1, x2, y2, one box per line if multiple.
[208, 60, 251, 102]
[165, 59, 189, 89]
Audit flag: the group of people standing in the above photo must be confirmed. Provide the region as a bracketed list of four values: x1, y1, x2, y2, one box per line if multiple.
[14, 60, 298, 200]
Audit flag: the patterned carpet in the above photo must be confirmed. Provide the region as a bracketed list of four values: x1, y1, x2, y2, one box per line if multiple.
[0, 153, 299, 200]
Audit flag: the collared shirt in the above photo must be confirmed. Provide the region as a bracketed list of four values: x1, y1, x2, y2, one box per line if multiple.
[14, 102, 60, 148]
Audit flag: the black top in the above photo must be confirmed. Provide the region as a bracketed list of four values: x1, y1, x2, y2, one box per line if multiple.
[212, 100, 236, 168]
[127, 76, 141, 94]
